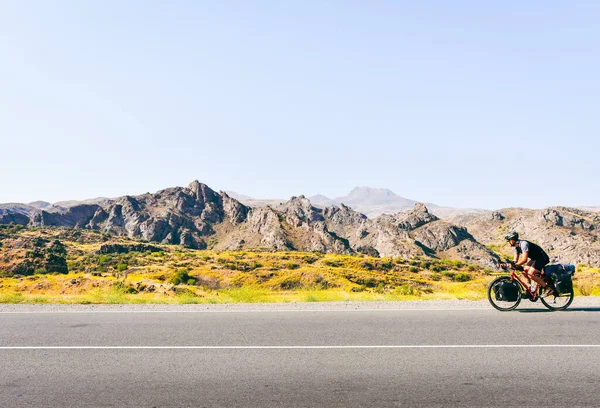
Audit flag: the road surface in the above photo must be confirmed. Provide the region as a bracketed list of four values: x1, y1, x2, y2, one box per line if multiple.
[2, 302, 600, 407]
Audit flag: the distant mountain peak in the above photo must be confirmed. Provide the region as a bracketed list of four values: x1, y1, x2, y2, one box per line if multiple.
[311, 194, 332, 200]
[350, 186, 395, 194]
[225, 191, 254, 201]
[344, 186, 402, 201]
[27, 201, 53, 209]
[336, 187, 416, 210]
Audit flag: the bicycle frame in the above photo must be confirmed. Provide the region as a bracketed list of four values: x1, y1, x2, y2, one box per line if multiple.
[508, 269, 538, 298]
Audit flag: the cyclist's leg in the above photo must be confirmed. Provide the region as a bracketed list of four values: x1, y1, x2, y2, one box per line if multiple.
[534, 258, 553, 293]
[522, 260, 534, 284]
[523, 260, 545, 288]
[528, 267, 547, 287]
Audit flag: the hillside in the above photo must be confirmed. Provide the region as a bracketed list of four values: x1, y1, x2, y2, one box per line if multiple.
[451, 207, 600, 265]
[0, 181, 500, 267]
[1, 226, 598, 304]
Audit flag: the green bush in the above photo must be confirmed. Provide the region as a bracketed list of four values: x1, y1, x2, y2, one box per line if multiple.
[442, 271, 456, 279]
[322, 259, 341, 267]
[171, 269, 191, 285]
[45, 253, 68, 274]
[408, 266, 419, 273]
[395, 284, 421, 296]
[380, 258, 394, 270]
[452, 260, 466, 269]
[453, 272, 471, 282]
[117, 263, 128, 272]
[302, 255, 319, 264]
[48, 240, 66, 256]
[358, 277, 377, 288]
[112, 281, 137, 294]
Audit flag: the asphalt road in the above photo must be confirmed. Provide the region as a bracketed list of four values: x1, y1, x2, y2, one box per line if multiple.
[2, 304, 600, 407]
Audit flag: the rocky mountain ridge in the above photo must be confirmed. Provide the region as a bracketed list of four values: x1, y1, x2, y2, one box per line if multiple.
[0, 181, 499, 267]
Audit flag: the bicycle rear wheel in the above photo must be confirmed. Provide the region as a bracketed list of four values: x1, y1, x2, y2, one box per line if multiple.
[540, 290, 574, 311]
[488, 276, 522, 311]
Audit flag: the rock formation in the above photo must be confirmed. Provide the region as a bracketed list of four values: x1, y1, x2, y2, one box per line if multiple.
[451, 207, 600, 266]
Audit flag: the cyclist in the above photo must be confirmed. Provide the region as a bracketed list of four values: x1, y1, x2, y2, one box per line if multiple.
[501, 232, 553, 297]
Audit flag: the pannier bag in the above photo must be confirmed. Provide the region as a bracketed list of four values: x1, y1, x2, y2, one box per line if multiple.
[494, 280, 519, 302]
[544, 264, 576, 295]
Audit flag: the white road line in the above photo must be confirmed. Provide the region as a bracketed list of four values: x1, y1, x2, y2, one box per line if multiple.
[1, 345, 599, 350]
[0, 308, 495, 314]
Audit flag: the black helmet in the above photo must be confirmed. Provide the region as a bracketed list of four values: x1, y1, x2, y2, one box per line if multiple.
[504, 231, 519, 241]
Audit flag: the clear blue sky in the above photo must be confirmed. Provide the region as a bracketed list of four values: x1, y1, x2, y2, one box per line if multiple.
[1, 1, 598, 209]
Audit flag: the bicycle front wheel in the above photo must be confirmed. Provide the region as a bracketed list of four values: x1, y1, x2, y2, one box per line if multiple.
[540, 291, 574, 311]
[488, 276, 522, 311]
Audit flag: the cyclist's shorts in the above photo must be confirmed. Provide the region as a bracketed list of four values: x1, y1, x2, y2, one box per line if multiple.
[527, 257, 549, 272]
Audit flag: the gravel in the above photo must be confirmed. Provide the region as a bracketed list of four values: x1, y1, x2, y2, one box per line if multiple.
[1, 297, 600, 313]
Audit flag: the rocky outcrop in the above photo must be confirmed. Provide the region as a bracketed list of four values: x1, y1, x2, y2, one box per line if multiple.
[341, 203, 499, 267]
[97, 243, 162, 254]
[246, 206, 291, 250]
[411, 221, 470, 252]
[3, 238, 68, 276]
[27, 181, 234, 250]
[451, 207, 600, 266]
[273, 196, 352, 254]
[31, 204, 100, 228]
[0, 212, 30, 226]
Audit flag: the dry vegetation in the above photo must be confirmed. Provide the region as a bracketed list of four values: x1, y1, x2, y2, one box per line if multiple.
[1, 225, 598, 304]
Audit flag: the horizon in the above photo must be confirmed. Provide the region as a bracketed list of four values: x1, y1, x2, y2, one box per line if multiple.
[2, 179, 599, 212]
[2, 1, 599, 208]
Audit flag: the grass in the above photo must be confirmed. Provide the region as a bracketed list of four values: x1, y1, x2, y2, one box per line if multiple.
[0, 272, 596, 304]
[573, 265, 600, 296]
[0, 292, 26, 304]
[220, 286, 271, 303]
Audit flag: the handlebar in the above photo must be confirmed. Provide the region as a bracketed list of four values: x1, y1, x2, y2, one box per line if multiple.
[498, 262, 524, 272]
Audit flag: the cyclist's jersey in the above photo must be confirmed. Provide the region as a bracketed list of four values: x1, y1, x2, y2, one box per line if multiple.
[515, 240, 549, 262]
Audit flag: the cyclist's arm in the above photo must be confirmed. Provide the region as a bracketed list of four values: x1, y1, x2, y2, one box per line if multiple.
[515, 251, 529, 267]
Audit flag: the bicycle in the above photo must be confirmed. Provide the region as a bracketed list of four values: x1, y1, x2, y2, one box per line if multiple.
[487, 262, 574, 311]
